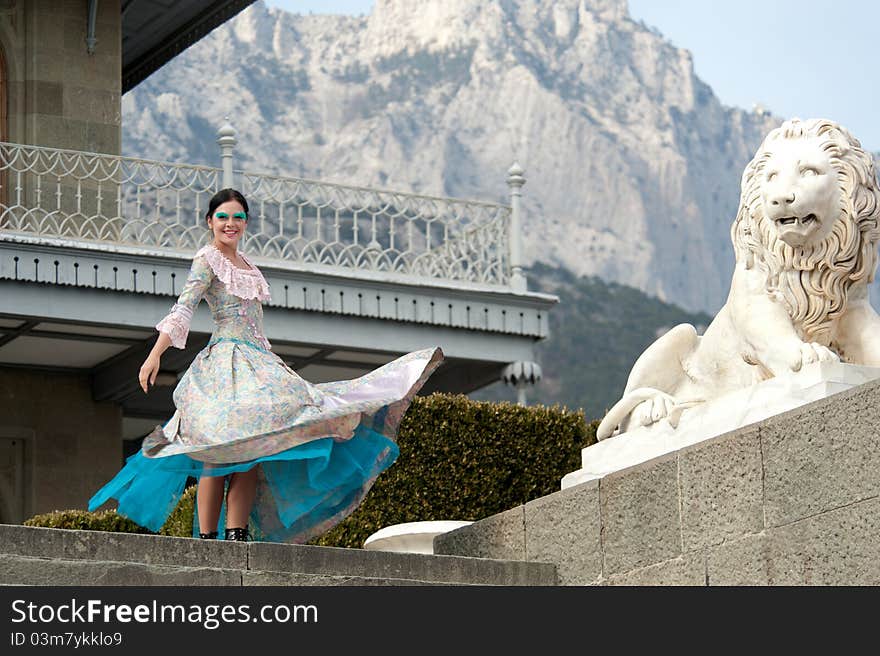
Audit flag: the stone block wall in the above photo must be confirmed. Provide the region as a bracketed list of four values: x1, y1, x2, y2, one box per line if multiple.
[0, 367, 121, 521]
[435, 378, 880, 585]
[0, 0, 121, 153]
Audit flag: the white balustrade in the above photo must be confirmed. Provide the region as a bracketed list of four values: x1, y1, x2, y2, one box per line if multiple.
[0, 140, 516, 287]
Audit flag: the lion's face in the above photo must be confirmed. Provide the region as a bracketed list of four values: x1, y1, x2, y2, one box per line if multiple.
[759, 135, 842, 247]
[733, 118, 880, 344]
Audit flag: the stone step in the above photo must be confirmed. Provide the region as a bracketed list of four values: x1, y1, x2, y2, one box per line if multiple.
[0, 554, 473, 586]
[0, 525, 556, 586]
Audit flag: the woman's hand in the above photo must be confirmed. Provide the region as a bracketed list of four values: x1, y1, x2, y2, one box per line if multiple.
[139, 354, 161, 393]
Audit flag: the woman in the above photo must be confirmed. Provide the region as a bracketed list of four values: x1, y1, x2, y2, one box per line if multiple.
[89, 189, 444, 542]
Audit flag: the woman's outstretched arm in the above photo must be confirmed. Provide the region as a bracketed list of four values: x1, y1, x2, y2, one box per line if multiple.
[140, 254, 214, 392]
[139, 332, 172, 392]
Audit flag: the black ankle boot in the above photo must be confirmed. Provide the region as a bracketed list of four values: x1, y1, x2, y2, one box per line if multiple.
[225, 526, 249, 542]
[199, 531, 218, 539]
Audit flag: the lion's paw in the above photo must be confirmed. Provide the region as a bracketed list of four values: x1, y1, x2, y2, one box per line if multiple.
[791, 342, 840, 371]
[632, 392, 676, 428]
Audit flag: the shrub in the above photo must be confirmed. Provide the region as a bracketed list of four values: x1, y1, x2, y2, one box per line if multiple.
[24, 485, 198, 537]
[24, 508, 151, 534]
[312, 393, 597, 549]
[159, 483, 197, 537]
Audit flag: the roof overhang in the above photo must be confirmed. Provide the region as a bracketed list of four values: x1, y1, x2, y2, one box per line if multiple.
[0, 238, 554, 422]
[122, 0, 257, 93]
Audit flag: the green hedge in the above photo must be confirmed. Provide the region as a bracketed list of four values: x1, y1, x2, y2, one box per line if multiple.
[25, 485, 198, 537]
[25, 394, 596, 548]
[158, 484, 197, 537]
[312, 393, 597, 548]
[24, 508, 151, 534]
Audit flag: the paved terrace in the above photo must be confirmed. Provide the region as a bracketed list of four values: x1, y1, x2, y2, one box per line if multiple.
[0, 524, 556, 586]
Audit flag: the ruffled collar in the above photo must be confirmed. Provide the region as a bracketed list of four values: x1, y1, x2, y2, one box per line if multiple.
[197, 244, 271, 301]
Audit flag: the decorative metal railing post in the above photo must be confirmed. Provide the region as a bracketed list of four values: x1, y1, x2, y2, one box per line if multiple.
[506, 162, 527, 292]
[217, 119, 237, 189]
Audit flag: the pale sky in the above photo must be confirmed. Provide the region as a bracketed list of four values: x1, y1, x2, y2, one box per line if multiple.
[264, 0, 880, 151]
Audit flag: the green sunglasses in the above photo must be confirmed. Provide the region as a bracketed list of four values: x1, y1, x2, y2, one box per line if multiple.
[213, 211, 248, 222]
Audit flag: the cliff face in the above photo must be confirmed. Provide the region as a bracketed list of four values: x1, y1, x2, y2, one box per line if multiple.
[123, 0, 780, 312]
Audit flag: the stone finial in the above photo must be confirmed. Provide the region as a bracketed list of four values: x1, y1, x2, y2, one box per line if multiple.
[506, 162, 525, 189]
[217, 118, 237, 144]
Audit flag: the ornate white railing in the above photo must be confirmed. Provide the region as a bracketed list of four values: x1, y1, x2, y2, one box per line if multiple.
[0, 134, 524, 288]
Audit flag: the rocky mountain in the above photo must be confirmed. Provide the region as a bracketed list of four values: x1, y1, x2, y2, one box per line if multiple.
[122, 0, 783, 314]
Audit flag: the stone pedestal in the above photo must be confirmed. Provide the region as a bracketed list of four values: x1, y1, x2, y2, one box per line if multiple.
[363, 521, 473, 554]
[562, 362, 880, 489]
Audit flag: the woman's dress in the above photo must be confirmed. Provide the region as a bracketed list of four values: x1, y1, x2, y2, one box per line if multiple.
[88, 244, 444, 543]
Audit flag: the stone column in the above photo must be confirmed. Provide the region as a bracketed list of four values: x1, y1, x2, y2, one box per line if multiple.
[506, 162, 527, 293]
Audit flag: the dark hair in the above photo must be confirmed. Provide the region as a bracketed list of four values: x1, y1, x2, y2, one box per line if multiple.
[206, 188, 249, 221]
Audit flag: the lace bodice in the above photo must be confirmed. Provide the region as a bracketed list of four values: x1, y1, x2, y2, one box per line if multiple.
[156, 245, 273, 351]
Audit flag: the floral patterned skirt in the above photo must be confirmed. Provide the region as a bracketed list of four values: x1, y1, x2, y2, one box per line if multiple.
[89, 343, 444, 543]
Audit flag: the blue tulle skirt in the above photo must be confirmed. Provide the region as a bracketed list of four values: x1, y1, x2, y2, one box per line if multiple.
[88, 424, 398, 543]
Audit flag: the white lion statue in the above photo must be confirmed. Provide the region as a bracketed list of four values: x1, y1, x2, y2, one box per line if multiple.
[597, 118, 880, 440]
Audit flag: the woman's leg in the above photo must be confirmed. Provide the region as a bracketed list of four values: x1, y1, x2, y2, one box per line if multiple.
[197, 475, 226, 534]
[226, 466, 258, 529]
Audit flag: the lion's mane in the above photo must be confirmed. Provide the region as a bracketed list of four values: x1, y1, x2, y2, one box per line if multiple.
[731, 118, 880, 346]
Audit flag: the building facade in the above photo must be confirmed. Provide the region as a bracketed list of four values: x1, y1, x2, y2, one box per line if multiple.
[0, 1, 556, 523]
